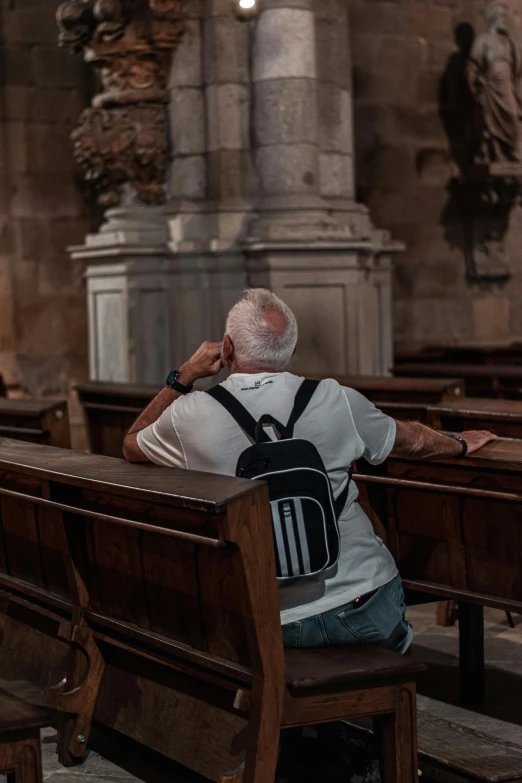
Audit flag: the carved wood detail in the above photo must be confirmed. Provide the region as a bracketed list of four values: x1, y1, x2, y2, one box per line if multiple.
[57, 0, 187, 207]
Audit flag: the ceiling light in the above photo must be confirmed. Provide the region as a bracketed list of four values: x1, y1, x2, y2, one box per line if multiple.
[234, 0, 260, 20]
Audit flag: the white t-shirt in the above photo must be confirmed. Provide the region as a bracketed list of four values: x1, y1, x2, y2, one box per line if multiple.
[137, 372, 399, 624]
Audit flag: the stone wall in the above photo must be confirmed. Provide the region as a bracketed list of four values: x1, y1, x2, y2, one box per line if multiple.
[0, 0, 91, 408]
[351, 0, 522, 350]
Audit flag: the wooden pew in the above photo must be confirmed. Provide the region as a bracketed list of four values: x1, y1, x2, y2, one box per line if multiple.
[0, 690, 51, 783]
[355, 438, 522, 706]
[0, 399, 70, 448]
[427, 397, 522, 439]
[76, 382, 159, 457]
[317, 374, 465, 404]
[0, 375, 6, 398]
[0, 438, 424, 783]
[394, 362, 522, 399]
[373, 397, 522, 437]
[77, 377, 465, 458]
[396, 343, 522, 367]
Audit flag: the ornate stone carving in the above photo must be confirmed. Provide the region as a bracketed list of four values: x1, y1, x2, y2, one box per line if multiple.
[71, 105, 166, 207]
[57, 0, 186, 208]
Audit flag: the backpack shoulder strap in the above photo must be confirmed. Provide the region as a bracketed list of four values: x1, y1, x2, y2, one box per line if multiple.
[285, 379, 321, 438]
[206, 385, 269, 443]
[334, 467, 352, 518]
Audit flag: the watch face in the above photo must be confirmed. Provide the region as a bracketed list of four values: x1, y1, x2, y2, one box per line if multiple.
[166, 370, 178, 386]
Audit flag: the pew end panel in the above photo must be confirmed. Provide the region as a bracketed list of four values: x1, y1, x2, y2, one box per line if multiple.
[0, 400, 70, 449]
[0, 439, 286, 780]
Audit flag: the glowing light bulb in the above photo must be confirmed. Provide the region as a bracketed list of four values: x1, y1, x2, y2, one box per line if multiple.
[239, 0, 256, 8]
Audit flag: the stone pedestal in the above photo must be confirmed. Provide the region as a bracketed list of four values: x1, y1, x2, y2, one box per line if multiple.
[72, 210, 247, 384]
[67, 0, 403, 383]
[246, 236, 398, 376]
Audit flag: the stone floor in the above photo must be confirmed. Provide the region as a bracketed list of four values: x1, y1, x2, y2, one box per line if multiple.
[1, 603, 521, 782]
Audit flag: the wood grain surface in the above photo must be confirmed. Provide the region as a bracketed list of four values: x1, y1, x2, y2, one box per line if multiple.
[0, 689, 50, 733]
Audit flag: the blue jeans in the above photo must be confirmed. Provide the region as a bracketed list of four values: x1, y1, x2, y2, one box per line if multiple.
[281, 575, 413, 654]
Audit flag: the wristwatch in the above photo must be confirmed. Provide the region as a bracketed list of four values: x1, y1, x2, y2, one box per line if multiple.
[447, 433, 468, 457]
[166, 369, 194, 394]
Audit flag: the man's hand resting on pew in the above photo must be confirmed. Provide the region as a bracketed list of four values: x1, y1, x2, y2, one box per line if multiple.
[392, 420, 498, 460]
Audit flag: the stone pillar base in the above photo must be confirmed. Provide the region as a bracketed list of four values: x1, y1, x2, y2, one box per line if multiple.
[72, 220, 247, 384]
[245, 236, 403, 376]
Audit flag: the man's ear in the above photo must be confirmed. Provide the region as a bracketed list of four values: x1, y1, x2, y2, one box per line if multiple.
[222, 334, 234, 366]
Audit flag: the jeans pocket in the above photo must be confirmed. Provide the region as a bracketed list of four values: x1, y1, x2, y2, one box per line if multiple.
[337, 580, 405, 644]
[282, 621, 302, 648]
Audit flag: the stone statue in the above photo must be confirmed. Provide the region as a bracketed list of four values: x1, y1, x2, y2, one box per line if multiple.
[466, 1, 522, 164]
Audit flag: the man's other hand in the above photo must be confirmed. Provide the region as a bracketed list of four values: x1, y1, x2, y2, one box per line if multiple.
[178, 341, 224, 385]
[461, 430, 498, 455]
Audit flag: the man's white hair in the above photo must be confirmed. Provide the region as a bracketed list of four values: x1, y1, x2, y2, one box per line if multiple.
[225, 289, 298, 372]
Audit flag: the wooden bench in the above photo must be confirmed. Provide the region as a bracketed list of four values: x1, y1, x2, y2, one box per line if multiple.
[0, 438, 424, 783]
[0, 399, 70, 448]
[356, 438, 522, 707]
[372, 397, 522, 439]
[370, 397, 522, 437]
[418, 711, 522, 783]
[0, 689, 50, 782]
[394, 363, 522, 399]
[77, 377, 465, 458]
[76, 381, 159, 457]
[348, 710, 522, 783]
[427, 397, 522, 440]
[316, 374, 465, 404]
[396, 343, 522, 367]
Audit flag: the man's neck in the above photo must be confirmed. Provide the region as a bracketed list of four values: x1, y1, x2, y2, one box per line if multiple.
[229, 364, 281, 375]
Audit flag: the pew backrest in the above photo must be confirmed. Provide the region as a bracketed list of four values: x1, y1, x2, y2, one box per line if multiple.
[357, 438, 522, 612]
[396, 343, 522, 367]
[427, 397, 522, 439]
[315, 374, 465, 403]
[0, 376, 5, 398]
[76, 382, 159, 457]
[0, 438, 281, 683]
[0, 399, 70, 448]
[394, 363, 522, 398]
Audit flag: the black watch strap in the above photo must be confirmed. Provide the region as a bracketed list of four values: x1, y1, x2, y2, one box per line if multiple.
[447, 433, 468, 457]
[166, 369, 193, 394]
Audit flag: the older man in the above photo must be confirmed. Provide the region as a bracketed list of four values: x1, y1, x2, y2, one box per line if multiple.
[124, 289, 496, 654]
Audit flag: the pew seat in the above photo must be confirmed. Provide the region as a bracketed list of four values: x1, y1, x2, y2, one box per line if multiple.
[418, 711, 522, 783]
[349, 709, 522, 783]
[0, 689, 50, 783]
[284, 646, 422, 691]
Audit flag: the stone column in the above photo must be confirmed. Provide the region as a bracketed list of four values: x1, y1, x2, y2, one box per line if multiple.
[244, 0, 403, 375]
[250, 0, 339, 240]
[316, 0, 358, 220]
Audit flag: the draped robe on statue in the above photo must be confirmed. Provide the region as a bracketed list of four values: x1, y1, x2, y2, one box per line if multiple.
[467, 32, 522, 163]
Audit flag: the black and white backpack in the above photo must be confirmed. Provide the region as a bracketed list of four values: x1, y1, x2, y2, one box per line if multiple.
[206, 379, 351, 582]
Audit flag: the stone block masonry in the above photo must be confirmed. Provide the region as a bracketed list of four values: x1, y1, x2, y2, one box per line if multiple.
[0, 0, 92, 446]
[350, 0, 522, 351]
